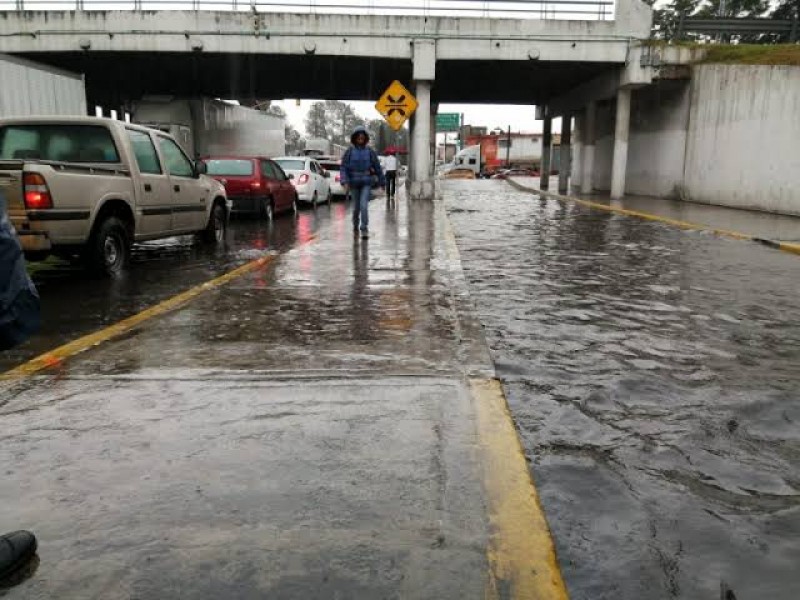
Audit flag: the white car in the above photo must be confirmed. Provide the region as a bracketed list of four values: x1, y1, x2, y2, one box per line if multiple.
[319, 160, 347, 198]
[274, 156, 331, 206]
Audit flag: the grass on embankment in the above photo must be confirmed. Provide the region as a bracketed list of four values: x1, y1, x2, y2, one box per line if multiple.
[700, 44, 800, 66]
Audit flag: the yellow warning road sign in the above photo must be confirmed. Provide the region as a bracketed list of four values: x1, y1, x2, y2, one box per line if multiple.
[375, 80, 418, 131]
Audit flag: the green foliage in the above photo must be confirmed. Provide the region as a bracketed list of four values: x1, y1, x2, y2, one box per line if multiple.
[304, 100, 365, 147]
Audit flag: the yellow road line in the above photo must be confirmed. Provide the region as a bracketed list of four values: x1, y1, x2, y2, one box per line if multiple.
[506, 179, 799, 254]
[472, 378, 570, 600]
[1, 253, 281, 381]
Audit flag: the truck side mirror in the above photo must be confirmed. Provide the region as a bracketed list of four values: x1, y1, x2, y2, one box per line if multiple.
[194, 161, 208, 177]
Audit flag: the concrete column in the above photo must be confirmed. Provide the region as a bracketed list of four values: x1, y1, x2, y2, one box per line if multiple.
[572, 112, 584, 194]
[430, 102, 438, 178]
[409, 39, 436, 201]
[582, 100, 596, 194]
[540, 114, 552, 190]
[611, 88, 631, 200]
[558, 115, 572, 194]
[410, 81, 433, 198]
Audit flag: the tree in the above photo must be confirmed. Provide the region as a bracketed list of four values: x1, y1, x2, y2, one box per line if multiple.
[650, 0, 702, 41]
[265, 104, 303, 156]
[770, 0, 800, 43]
[304, 100, 365, 146]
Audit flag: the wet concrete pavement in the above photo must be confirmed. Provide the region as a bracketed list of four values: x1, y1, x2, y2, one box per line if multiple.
[3, 179, 799, 598]
[444, 180, 800, 599]
[0, 194, 504, 598]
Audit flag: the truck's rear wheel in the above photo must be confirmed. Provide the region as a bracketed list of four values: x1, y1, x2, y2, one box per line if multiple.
[86, 216, 130, 276]
[202, 203, 227, 244]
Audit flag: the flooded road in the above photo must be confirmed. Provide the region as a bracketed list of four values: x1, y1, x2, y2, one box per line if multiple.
[444, 180, 800, 599]
[0, 207, 330, 372]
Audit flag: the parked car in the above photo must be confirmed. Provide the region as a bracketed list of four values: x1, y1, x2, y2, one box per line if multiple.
[203, 156, 298, 221]
[0, 116, 229, 276]
[273, 156, 331, 206]
[318, 159, 346, 198]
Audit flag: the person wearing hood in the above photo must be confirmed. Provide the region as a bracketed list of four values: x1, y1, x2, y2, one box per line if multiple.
[340, 126, 385, 239]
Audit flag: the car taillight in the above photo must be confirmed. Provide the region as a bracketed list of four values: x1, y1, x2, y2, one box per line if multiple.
[335, 174, 340, 183]
[250, 181, 262, 192]
[24, 173, 53, 210]
[297, 173, 309, 185]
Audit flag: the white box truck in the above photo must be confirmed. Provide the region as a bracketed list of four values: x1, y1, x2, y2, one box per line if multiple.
[0, 54, 87, 117]
[132, 96, 285, 159]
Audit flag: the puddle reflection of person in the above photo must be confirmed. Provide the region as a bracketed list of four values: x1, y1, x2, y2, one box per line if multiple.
[0, 189, 40, 587]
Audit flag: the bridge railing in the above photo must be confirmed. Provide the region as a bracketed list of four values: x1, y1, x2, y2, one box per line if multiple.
[0, 0, 616, 21]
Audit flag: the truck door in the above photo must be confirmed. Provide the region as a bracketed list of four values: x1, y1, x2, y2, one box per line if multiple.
[156, 135, 208, 233]
[126, 129, 173, 236]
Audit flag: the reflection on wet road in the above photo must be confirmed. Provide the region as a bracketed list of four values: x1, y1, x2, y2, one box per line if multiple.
[0, 209, 323, 372]
[444, 180, 800, 600]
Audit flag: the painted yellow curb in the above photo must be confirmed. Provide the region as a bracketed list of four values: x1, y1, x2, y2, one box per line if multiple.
[1, 254, 278, 381]
[472, 378, 570, 600]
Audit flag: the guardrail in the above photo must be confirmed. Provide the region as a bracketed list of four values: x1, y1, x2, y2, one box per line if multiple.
[0, 0, 616, 20]
[677, 16, 799, 42]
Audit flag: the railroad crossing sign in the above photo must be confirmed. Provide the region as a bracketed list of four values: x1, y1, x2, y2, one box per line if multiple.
[375, 80, 418, 131]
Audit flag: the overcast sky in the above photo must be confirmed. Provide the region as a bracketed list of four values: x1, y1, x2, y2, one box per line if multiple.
[271, 99, 557, 136]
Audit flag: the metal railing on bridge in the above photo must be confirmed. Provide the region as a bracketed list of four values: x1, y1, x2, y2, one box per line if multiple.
[0, 0, 616, 21]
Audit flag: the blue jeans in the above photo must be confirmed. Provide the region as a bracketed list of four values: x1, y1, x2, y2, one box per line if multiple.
[350, 185, 371, 231]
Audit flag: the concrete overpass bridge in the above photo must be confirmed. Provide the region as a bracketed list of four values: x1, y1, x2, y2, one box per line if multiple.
[0, 0, 657, 199]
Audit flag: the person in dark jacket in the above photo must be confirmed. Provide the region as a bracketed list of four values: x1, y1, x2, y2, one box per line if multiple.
[0, 189, 40, 350]
[0, 189, 40, 586]
[340, 126, 385, 240]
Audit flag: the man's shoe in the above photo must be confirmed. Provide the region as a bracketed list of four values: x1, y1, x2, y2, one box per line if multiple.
[0, 531, 37, 582]
[361, 230, 369, 239]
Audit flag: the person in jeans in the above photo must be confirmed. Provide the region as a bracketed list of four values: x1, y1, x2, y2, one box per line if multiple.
[383, 150, 398, 202]
[341, 126, 385, 239]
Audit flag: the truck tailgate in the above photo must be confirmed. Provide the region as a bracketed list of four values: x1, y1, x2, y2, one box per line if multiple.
[0, 160, 25, 214]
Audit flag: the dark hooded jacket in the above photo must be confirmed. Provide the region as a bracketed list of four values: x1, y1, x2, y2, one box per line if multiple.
[0, 190, 40, 350]
[340, 126, 385, 188]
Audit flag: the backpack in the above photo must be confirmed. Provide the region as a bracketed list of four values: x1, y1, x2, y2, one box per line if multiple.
[0, 191, 41, 350]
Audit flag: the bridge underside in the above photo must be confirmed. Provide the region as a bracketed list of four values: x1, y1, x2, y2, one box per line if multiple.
[22, 52, 617, 107]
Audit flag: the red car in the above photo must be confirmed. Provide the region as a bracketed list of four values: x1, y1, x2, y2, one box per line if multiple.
[202, 156, 298, 220]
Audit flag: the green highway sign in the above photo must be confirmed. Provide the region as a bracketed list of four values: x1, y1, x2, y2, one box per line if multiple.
[436, 113, 461, 132]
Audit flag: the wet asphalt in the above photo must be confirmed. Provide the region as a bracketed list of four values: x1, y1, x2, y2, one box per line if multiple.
[2, 181, 799, 598]
[443, 180, 800, 599]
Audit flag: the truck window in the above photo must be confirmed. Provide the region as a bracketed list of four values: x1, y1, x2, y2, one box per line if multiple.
[126, 129, 162, 175]
[157, 136, 194, 178]
[0, 124, 120, 163]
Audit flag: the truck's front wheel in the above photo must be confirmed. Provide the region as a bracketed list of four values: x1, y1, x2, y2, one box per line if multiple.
[86, 216, 130, 276]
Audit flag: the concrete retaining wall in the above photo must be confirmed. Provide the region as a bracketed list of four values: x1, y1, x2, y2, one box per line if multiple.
[684, 65, 800, 215]
[586, 65, 800, 216]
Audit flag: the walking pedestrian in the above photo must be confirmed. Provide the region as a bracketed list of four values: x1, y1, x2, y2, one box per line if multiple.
[383, 150, 398, 202]
[340, 126, 385, 240]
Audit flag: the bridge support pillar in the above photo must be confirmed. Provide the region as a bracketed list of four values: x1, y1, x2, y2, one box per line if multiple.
[611, 88, 631, 199]
[582, 100, 596, 194]
[573, 112, 583, 193]
[409, 39, 436, 201]
[558, 115, 572, 194]
[540, 112, 552, 190]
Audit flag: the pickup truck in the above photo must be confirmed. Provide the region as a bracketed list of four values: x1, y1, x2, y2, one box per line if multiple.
[0, 117, 230, 276]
